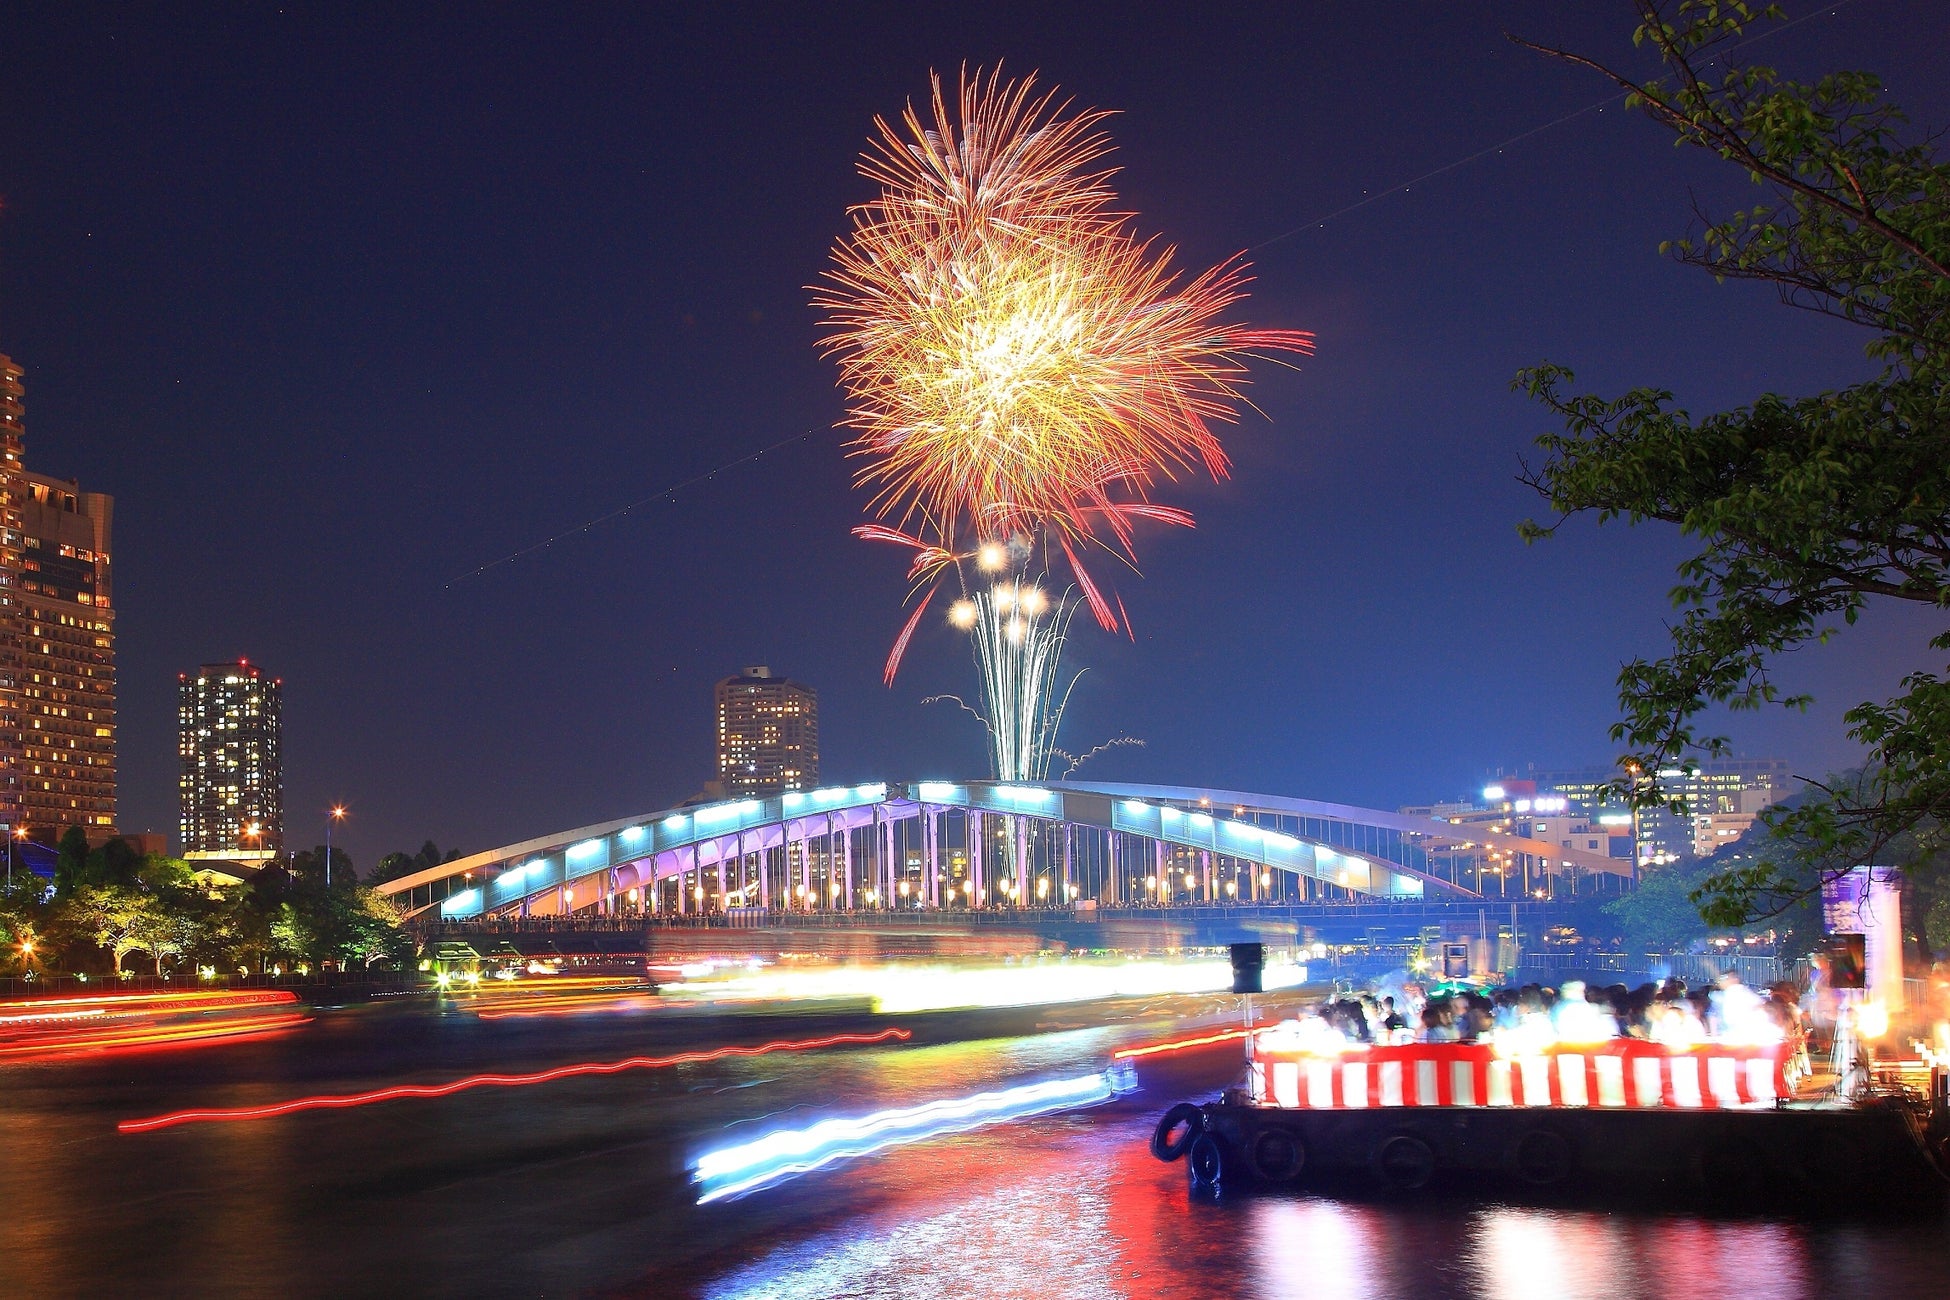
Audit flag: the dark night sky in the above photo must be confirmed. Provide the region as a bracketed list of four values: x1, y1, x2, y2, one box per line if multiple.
[1, 3, 1943, 867]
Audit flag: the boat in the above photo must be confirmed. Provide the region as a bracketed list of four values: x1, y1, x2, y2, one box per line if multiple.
[1147, 1026, 1950, 1207]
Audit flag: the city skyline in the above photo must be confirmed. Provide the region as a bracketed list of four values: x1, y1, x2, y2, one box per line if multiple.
[0, 4, 1940, 861]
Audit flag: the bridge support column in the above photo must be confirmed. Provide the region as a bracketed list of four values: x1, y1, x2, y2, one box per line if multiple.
[1061, 825, 1072, 904]
[1154, 839, 1167, 905]
[969, 811, 984, 909]
[1202, 850, 1213, 903]
[839, 816, 853, 909]
[1016, 816, 1030, 907]
[923, 809, 938, 910]
[796, 832, 809, 911]
[880, 814, 894, 908]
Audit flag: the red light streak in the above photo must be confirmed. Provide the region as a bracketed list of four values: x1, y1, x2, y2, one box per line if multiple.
[0, 989, 298, 1016]
[2, 1011, 311, 1062]
[119, 1028, 914, 1133]
[1112, 1028, 1253, 1060]
[0, 990, 310, 1061]
[474, 993, 659, 1021]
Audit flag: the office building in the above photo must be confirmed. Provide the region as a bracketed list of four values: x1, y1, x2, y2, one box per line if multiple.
[178, 660, 284, 858]
[714, 665, 818, 796]
[0, 353, 119, 838]
[16, 472, 115, 833]
[1471, 758, 1792, 866]
[0, 355, 26, 832]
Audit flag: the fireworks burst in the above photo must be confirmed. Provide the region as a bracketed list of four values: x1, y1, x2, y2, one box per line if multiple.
[817, 68, 1310, 789]
[816, 67, 1314, 653]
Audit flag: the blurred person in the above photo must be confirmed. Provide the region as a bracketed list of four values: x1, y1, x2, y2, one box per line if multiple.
[1551, 980, 1618, 1042]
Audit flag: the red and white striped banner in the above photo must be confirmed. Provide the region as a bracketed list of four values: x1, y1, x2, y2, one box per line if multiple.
[1248, 1040, 1791, 1111]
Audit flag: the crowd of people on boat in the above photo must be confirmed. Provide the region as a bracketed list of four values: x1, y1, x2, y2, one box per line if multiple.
[1307, 974, 1807, 1051]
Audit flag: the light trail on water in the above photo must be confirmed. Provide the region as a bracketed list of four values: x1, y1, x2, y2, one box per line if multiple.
[117, 1028, 913, 1134]
[693, 1063, 1135, 1204]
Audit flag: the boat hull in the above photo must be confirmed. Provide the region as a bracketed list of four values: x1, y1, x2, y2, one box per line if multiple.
[1174, 1095, 1950, 1207]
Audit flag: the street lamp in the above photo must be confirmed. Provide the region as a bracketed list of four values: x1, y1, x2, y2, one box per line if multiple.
[326, 804, 348, 888]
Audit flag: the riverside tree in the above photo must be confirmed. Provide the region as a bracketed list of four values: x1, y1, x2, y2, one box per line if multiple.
[1513, 2, 1949, 926]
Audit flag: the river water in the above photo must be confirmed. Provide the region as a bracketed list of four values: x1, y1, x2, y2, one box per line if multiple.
[1, 992, 1944, 1298]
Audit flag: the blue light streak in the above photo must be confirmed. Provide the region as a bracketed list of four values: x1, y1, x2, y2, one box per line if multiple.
[693, 1067, 1128, 1204]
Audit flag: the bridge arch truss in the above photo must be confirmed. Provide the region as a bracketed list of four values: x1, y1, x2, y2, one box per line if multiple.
[379, 780, 1634, 922]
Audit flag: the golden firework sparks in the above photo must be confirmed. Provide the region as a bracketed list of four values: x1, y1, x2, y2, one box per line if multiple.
[816, 66, 1313, 644]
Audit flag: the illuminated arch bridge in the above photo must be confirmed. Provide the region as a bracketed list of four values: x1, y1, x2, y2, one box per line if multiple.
[378, 780, 1634, 922]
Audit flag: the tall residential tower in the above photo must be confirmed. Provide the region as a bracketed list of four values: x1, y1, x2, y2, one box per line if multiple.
[714, 666, 818, 796]
[0, 354, 118, 838]
[0, 355, 27, 832]
[17, 473, 115, 833]
[178, 660, 284, 857]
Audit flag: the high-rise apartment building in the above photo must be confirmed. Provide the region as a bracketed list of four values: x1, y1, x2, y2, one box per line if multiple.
[0, 353, 119, 838]
[17, 473, 115, 833]
[178, 660, 285, 857]
[714, 666, 818, 796]
[0, 355, 28, 833]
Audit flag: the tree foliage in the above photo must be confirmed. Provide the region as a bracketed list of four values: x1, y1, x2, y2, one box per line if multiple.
[2, 831, 416, 977]
[367, 840, 460, 887]
[1514, 1, 1950, 925]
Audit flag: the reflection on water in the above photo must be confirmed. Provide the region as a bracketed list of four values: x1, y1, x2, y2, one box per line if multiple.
[5, 998, 1947, 1298]
[707, 1138, 1129, 1300]
[1469, 1210, 1806, 1300]
[1248, 1199, 1383, 1300]
[696, 1127, 1942, 1300]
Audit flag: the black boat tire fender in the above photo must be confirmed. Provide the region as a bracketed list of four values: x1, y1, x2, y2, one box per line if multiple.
[1151, 1103, 1206, 1162]
[1507, 1127, 1577, 1187]
[1247, 1127, 1306, 1182]
[1372, 1132, 1438, 1191]
[1188, 1132, 1227, 1187]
